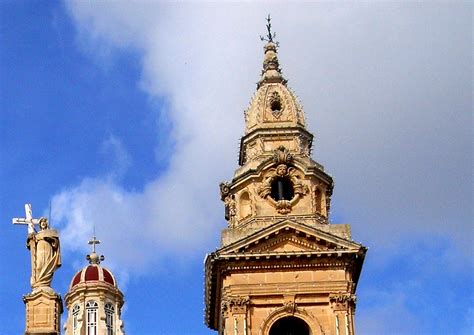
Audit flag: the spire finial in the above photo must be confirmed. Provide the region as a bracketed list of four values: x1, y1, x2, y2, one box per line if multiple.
[88, 235, 100, 253]
[86, 233, 105, 264]
[257, 15, 286, 88]
[260, 14, 279, 46]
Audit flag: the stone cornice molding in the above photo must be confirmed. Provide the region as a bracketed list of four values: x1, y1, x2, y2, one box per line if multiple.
[64, 282, 124, 309]
[219, 220, 365, 254]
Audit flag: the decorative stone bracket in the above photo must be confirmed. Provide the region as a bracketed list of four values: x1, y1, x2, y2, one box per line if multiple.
[329, 293, 357, 311]
[220, 182, 231, 201]
[221, 296, 250, 317]
[220, 182, 237, 227]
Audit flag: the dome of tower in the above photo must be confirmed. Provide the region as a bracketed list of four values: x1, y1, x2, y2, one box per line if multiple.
[69, 263, 116, 289]
[244, 35, 306, 135]
[244, 82, 306, 135]
[68, 239, 118, 290]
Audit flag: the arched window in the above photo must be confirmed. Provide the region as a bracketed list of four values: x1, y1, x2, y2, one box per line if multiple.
[239, 192, 252, 219]
[72, 304, 80, 335]
[269, 316, 311, 335]
[86, 301, 98, 335]
[271, 177, 294, 201]
[105, 303, 115, 335]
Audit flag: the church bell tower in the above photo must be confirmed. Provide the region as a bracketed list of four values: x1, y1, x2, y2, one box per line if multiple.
[204, 18, 367, 335]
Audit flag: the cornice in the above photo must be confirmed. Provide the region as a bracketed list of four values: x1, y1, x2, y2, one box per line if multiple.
[64, 281, 124, 307]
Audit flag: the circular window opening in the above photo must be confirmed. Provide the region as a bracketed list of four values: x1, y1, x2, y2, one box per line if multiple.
[271, 177, 294, 201]
[269, 316, 311, 335]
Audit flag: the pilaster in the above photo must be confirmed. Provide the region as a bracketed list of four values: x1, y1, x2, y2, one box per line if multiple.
[221, 296, 250, 335]
[330, 293, 357, 335]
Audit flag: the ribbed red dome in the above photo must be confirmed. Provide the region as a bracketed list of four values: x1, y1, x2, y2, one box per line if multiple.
[69, 264, 116, 289]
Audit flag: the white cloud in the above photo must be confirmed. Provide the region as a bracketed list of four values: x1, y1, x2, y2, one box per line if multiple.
[57, 2, 472, 283]
[99, 134, 132, 179]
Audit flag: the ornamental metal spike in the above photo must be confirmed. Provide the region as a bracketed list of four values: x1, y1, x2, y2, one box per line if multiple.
[260, 14, 279, 46]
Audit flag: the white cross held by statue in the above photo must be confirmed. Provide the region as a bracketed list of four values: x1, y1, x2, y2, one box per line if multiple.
[12, 203, 40, 234]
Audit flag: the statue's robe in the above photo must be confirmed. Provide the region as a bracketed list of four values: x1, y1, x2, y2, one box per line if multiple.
[27, 229, 61, 288]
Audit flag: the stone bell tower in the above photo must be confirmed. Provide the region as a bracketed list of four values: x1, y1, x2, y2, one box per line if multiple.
[204, 18, 367, 335]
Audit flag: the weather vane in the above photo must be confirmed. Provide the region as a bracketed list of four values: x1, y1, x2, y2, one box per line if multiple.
[260, 14, 279, 46]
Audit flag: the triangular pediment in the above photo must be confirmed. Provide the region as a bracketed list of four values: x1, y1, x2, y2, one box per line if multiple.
[218, 220, 363, 256]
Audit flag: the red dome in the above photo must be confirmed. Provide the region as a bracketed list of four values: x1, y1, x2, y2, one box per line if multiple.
[69, 264, 116, 289]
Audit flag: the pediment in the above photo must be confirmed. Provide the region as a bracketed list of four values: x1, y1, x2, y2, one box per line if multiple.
[218, 220, 363, 256]
[244, 232, 336, 253]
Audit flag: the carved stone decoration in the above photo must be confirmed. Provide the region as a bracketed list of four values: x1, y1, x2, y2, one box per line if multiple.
[224, 196, 237, 226]
[276, 164, 288, 177]
[220, 182, 238, 226]
[275, 200, 292, 214]
[296, 135, 311, 157]
[220, 182, 231, 201]
[257, 181, 272, 199]
[329, 293, 357, 311]
[273, 146, 293, 165]
[294, 97, 306, 126]
[258, 164, 308, 214]
[282, 299, 296, 314]
[221, 296, 250, 316]
[268, 91, 284, 119]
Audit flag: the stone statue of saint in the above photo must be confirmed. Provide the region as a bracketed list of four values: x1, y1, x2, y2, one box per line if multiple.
[26, 217, 61, 289]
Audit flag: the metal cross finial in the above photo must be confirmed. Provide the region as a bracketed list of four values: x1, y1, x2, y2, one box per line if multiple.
[260, 14, 278, 46]
[86, 232, 104, 264]
[88, 235, 101, 253]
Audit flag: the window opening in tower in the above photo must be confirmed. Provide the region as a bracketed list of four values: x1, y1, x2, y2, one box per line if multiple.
[271, 177, 294, 201]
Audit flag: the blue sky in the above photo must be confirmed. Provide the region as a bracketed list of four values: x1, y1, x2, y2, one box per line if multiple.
[1, 2, 472, 335]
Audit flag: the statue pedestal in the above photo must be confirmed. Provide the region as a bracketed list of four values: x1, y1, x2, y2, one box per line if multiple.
[23, 288, 63, 335]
